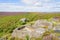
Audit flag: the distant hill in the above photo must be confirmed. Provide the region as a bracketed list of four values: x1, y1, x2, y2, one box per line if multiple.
[0, 12, 60, 16]
[0, 12, 27, 15]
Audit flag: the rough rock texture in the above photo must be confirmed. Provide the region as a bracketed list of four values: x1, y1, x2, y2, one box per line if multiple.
[43, 34, 59, 40]
[20, 18, 29, 23]
[12, 25, 46, 38]
[32, 20, 53, 29]
[53, 23, 60, 33]
[12, 20, 53, 39]
[51, 17, 60, 23]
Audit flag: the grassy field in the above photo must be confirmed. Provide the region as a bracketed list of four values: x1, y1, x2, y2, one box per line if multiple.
[0, 12, 60, 40]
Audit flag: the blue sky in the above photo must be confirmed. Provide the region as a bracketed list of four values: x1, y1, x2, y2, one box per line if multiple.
[0, 0, 60, 12]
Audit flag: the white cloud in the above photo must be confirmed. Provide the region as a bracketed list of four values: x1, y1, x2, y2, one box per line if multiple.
[0, 4, 42, 12]
[0, 3, 49, 12]
[43, 0, 52, 2]
[0, 0, 60, 12]
[21, 0, 53, 6]
[22, 0, 42, 6]
[21, 0, 60, 12]
[0, 3, 24, 12]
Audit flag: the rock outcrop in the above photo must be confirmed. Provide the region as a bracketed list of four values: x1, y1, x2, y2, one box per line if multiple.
[11, 19, 56, 39]
[12, 20, 50, 38]
[43, 34, 59, 40]
[12, 25, 46, 38]
[32, 20, 53, 29]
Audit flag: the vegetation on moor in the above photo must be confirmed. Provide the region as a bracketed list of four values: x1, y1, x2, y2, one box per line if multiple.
[0, 12, 60, 40]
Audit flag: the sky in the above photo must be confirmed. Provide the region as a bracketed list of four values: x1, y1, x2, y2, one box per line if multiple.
[0, 0, 60, 12]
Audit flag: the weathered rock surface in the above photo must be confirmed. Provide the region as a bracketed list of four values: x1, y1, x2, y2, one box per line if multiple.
[43, 34, 60, 40]
[11, 19, 55, 39]
[12, 25, 46, 38]
[12, 20, 50, 38]
[32, 20, 53, 29]
[20, 18, 29, 23]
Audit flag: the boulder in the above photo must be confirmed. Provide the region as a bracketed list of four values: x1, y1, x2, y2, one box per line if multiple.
[12, 19, 53, 39]
[12, 25, 46, 39]
[20, 18, 29, 23]
[32, 20, 53, 29]
[19, 18, 29, 25]
[53, 23, 60, 33]
[43, 34, 59, 40]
